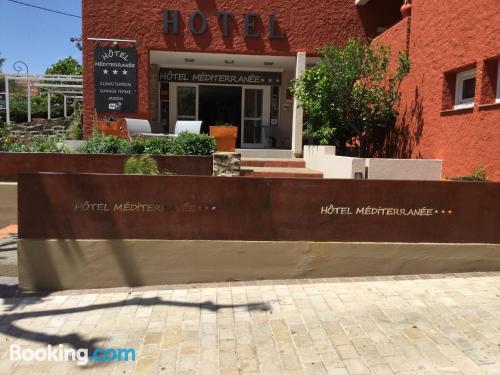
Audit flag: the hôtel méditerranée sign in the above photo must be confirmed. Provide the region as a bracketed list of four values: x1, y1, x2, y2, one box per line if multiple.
[94, 46, 137, 113]
[159, 68, 281, 86]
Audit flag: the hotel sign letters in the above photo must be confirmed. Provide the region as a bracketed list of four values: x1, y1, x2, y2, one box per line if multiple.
[94, 46, 137, 113]
[159, 68, 282, 86]
[163, 10, 286, 39]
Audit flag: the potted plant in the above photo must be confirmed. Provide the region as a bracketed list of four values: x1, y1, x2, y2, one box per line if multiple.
[400, 0, 412, 18]
[209, 123, 238, 152]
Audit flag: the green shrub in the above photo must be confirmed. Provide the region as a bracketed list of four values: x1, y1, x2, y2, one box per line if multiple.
[68, 109, 83, 140]
[124, 155, 159, 175]
[452, 166, 489, 182]
[0, 134, 68, 153]
[170, 132, 216, 156]
[142, 136, 175, 155]
[78, 132, 127, 154]
[79, 132, 216, 156]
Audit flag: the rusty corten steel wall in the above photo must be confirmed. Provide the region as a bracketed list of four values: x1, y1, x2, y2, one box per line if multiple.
[0, 153, 213, 181]
[18, 174, 500, 243]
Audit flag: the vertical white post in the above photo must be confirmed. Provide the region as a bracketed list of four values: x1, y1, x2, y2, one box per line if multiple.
[292, 51, 306, 157]
[64, 95, 67, 118]
[47, 91, 51, 120]
[5, 77, 9, 124]
[27, 80, 32, 123]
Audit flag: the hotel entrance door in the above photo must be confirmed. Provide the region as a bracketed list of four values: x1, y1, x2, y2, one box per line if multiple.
[198, 85, 242, 138]
[241, 86, 270, 148]
[170, 83, 270, 148]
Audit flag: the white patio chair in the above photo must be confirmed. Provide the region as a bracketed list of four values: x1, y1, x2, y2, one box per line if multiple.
[124, 118, 169, 138]
[124, 119, 202, 139]
[173, 121, 202, 136]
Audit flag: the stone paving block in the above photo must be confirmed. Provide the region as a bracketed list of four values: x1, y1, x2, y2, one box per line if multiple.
[1, 274, 500, 374]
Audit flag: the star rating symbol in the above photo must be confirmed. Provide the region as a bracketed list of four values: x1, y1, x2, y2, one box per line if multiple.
[103, 69, 108, 74]
[122, 70, 128, 75]
[112, 69, 118, 75]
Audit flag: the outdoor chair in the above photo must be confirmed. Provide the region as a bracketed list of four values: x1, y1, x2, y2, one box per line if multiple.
[124, 119, 202, 138]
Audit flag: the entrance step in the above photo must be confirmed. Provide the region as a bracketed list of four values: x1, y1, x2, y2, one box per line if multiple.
[236, 149, 294, 159]
[241, 166, 323, 179]
[241, 158, 306, 168]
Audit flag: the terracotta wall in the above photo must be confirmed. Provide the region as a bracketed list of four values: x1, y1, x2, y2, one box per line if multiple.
[373, 0, 500, 180]
[82, 0, 374, 136]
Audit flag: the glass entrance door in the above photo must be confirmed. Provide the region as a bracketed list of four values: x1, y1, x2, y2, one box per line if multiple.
[241, 86, 270, 148]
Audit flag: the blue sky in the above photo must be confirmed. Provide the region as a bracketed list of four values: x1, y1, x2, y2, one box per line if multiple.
[0, 0, 82, 74]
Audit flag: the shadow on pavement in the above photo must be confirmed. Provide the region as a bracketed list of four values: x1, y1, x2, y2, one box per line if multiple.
[1, 294, 272, 357]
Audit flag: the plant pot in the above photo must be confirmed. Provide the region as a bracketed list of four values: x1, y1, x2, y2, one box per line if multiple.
[400, 1, 412, 18]
[97, 119, 127, 138]
[209, 125, 238, 152]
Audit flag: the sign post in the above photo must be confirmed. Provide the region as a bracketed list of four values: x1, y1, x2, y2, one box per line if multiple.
[94, 46, 137, 113]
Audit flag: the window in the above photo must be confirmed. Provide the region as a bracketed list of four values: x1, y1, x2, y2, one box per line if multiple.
[177, 86, 197, 120]
[454, 69, 476, 109]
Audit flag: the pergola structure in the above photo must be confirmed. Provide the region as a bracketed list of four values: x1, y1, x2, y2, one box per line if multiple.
[2, 74, 83, 123]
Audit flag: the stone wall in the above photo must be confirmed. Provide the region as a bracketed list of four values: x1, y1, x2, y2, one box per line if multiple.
[8, 117, 71, 140]
[213, 152, 241, 177]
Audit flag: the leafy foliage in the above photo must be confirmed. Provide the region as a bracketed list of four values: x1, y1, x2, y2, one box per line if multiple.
[5, 57, 83, 122]
[0, 125, 68, 153]
[45, 57, 82, 75]
[170, 132, 217, 156]
[68, 108, 83, 140]
[292, 38, 410, 156]
[124, 155, 160, 176]
[8, 94, 65, 123]
[78, 132, 127, 154]
[0, 52, 5, 71]
[452, 166, 490, 182]
[79, 132, 216, 156]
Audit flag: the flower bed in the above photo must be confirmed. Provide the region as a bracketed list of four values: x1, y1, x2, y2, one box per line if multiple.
[0, 124, 216, 179]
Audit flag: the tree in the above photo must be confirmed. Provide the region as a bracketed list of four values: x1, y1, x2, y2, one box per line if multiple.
[45, 56, 82, 75]
[292, 38, 410, 157]
[39, 57, 83, 119]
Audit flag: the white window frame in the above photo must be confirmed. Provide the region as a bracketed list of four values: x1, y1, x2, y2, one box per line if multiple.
[496, 61, 500, 103]
[454, 68, 476, 109]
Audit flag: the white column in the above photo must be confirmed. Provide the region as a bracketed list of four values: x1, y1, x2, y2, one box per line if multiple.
[47, 91, 51, 120]
[291, 51, 306, 157]
[27, 80, 32, 123]
[5, 77, 9, 124]
[63, 96, 67, 118]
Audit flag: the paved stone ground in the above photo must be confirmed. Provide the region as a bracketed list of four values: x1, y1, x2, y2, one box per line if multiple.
[0, 225, 18, 277]
[0, 273, 499, 374]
